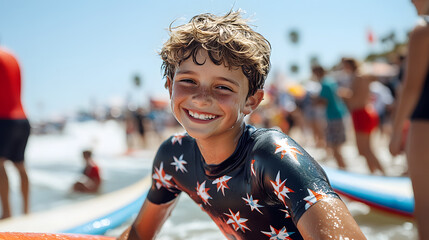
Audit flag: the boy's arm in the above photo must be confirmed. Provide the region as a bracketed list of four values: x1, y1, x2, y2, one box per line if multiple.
[118, 198, 178, 240]
[297, 198, 366, 239]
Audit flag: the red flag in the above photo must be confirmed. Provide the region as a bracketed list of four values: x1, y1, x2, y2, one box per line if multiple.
[367, 28, 375, 44]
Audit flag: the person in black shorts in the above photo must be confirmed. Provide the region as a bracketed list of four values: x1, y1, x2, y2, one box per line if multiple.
[390, 0, 429, 238]
[0, 46, 31, 219]
[118, 11, 366, 240]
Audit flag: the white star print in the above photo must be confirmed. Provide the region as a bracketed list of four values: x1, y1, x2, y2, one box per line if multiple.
[274, 138, 303, 163]
[261, 225, 294, 240]
[171, 154, 188, 173]
[242, 194, 264, 214]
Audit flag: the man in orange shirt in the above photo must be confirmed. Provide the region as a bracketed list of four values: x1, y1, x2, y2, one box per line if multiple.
[0, 47, 31, 219]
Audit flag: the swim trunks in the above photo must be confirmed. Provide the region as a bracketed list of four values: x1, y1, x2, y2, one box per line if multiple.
[0, 119, 31, 162]
[326, 119, 346, 145]
[351, 106, 379, 133]
[147, 125, 340, 240]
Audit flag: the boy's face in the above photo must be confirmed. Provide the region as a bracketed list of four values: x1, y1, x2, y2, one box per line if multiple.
[167, 50, 263, 140]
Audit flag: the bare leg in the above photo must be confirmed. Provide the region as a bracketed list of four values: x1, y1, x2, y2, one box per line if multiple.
[407, 122, 429, 240]
[13, 162, 29, 215]
[331, 144, 346, 170]
[355, 132, 385, 175]
[0, 159, 11, 219]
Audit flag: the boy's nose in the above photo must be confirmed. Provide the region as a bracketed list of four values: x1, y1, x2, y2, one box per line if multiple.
[192, 87, 212, 105]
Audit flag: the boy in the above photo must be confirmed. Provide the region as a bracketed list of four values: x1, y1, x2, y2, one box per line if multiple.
[119, 11, 365, 240]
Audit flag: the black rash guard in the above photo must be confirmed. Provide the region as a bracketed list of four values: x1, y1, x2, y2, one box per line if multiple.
[147, 125, 340, 240]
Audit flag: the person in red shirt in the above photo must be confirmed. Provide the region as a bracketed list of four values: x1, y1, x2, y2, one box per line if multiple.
[0, 47, 31, 219]
[73, 150, 101, 193]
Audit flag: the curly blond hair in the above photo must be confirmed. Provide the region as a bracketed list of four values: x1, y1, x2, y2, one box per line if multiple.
[160, 10, 271, 97]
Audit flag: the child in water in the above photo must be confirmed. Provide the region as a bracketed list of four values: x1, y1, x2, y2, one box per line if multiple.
[73, 150, 101, 193]
[119, 10, 366, 240]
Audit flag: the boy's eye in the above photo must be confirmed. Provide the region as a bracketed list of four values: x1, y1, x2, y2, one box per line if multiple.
[178, 79, 196, 84]
[216, 85, 233, 92]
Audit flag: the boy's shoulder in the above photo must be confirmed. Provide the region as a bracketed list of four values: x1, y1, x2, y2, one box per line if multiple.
[250, 126, 296, 150]
[250, 126, 314, 169]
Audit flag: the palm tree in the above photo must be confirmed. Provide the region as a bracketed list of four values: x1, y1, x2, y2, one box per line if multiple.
[287, 29, 301, 75]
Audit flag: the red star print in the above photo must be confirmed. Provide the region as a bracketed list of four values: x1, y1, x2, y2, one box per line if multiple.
[212, 175, 231, 196]
[171, 133, 185, 145]
[270, 171, 294, 205]
[251, 159, 256, 176]
[224, 209, 250, 232]
[196, 181, 212, 206]
[304, 188, 327, 210]
[274, 138, 303, 162]
[152, 162, 174, 190]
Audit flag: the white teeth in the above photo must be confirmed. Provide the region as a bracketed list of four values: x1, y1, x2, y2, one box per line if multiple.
[188, 110, 216, 120]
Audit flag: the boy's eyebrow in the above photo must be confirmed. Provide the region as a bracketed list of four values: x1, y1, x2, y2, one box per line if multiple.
[175, 70, 195, 76]
[217, 77, 239, 86]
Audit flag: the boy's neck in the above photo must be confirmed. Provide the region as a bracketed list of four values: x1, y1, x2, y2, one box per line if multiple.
[196, 124, 246, 165]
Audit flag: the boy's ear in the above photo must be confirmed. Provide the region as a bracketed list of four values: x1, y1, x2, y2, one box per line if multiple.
[243, 89, 264, 115]
[166, 76, 173, 98]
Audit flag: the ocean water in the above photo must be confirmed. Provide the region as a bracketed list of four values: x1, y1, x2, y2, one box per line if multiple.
[3, 120, 417, 239]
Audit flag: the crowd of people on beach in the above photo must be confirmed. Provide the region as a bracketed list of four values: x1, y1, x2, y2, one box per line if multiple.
[242, 56, 404, 176]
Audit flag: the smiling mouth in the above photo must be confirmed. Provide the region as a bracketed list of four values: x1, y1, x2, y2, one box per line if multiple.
[187, 109, 218, 121]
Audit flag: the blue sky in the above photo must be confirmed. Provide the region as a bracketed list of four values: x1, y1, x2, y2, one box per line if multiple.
[0, 0, 418, 120]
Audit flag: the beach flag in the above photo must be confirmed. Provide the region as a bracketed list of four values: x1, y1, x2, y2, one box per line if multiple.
[367, 28, 375, 44]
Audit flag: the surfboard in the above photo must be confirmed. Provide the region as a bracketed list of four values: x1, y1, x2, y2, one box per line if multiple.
[0, 176, 151, 235]
[0, 232, 114, 240]
[323, 166, 414, 218]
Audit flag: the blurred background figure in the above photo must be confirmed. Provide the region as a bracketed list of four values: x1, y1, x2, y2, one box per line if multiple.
[339, 58, 386, 175]
[72, 150, 101, 193]
[133, 107, 147, 149]
[0, 46, 31, 219]
[312, 65, 348, 169]
[389, 0, 429, 238]
[300, 77, 326, 148]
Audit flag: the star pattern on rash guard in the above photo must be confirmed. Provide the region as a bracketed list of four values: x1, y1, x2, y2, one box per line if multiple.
[274, 138, 303, 162]
[304, 188, 327, 210]
[196, 181, 212, 206]
[251, 159, 256, 176]
[224, 209, 250, 233]
[171, 154, 188, 173]
[153, 162, 174, 190]
[171, 133, 186, 145]
[212, 175, 232, 196]
[270, 171, 294, 205]
[261, 226, 294, 240]
[280, 208, 291, 219]
[242, 194, 264, 214]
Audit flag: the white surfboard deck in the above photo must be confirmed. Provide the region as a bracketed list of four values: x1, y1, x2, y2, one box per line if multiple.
[0, 176, 151, 233]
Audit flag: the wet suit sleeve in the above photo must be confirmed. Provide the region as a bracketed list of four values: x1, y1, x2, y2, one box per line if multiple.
[252, 129, 340, 225]
[146, 137, 182, 204]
